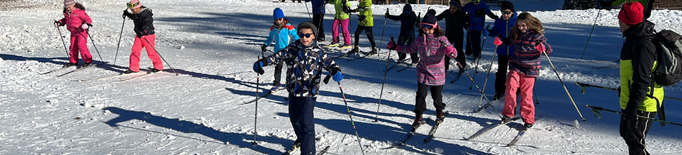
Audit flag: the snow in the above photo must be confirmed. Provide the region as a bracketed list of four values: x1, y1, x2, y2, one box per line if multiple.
[1, 0, 682, 154]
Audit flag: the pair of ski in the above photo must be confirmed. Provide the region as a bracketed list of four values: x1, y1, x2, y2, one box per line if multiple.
[40, 64, 97, 77]
[283, 131, 330, 155]
[79, 70, 160, 82]
[462, 116, 529, 147]
[388, 112, 449, 148]
[384, 59, 410, 72]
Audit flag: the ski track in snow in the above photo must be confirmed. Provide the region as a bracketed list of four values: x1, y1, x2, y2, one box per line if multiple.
[1, 0, 682, 154]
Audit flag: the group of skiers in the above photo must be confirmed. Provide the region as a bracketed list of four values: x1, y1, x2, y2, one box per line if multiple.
[52, 0, 664, 154]
[55, 0, 162, 74]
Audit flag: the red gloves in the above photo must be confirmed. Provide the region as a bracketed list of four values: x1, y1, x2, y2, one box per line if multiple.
[446, 46, 457, 58]
[536, 42, 546, 54]
[494, 37, 503, 46]
[387, 41, 396, 50]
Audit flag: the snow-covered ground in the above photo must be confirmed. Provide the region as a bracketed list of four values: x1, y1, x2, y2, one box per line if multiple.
[1, 0, 682, 154]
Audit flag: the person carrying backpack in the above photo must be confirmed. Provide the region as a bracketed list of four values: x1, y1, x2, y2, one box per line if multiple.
[385, 4, 419, 64]
[617, 2, 664, 155]
[436, 0, 467, 73]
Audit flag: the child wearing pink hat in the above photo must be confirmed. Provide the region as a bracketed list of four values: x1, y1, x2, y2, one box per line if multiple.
[122, 0, 163, 73]
[54, 0, 93, 67]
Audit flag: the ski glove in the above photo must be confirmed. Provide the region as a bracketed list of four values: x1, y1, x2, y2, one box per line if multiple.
[482, 29, 489, 36]
[54, 20, 64, 27]
[387, 41, 396, 50]
[494, 37, 503, 46]
[261, 44, 267, 52]
[332, 69, 343, 82]
[446, 46, 457, 58]
[81, 23, 89, 30]
[535, 41, 546, 54]
[122, 10, 132, 19]
[622, 108, 638, 120]
[358, 15, 366, 22]
[253, 60, 265, 75]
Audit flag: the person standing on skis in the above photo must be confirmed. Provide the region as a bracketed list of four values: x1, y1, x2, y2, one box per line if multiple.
[348, 0, 377, 55]
[262, 8, 300, 91]
[436, 0, 468, 73]
[252, 21, 343, 155]
[307, 0, 326, 42]
[488, 1, 517, 100]
[327, 0, 352, 48]
[54, 0, 93, 68]
[386, 14, 458, 129]
[616, 2, 663, 155]
[385, 3, 419, 65]
[122, 0, 163, 74]
[501, 12, 552, 130]
[462, 0, 499, 59]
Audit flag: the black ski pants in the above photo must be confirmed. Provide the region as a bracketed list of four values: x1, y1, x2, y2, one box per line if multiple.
[495, 55, 511, 94]
[620, 110, 655, 155]
[414, 83, 445, 115]
[354, 25, 376, 48]
[446, 34, 466, 72]
[313, 14, 325, 41]
[465, 30, 482, 58]
[289, 96, 317, 155]
[273, 62, 283, 86]
[397, 35, 418, 62]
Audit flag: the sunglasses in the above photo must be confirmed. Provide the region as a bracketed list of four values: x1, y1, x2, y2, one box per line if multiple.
[421, 23, 435, 30]
[298, 33, 314, 38]
[501, 11, 512, 15]
[472, 0, 480, 3]
[126, 2, 140, 9]
[449, 2, 460, 7]
[275, 18, 284, 21]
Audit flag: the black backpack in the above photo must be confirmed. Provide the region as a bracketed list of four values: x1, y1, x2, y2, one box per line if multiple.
[652, 30, 682, 86]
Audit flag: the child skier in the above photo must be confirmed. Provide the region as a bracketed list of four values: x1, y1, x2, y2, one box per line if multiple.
[122, 0, 163, 74]
[349, 0, 377, 55]
[462, 0, 499, 59]
[616, 2, 663, 154]
[387, 14, 457, 128]
[54, 0, 93, 67]
[252, 21, 343, 155]
[385, 3, 419, 65]
[488, 1, 517, 100]
[327, 0, 352, 47]
[436, 0, 468, 73]
[500, 12, 552, 129]
[261, 8, 300, 91]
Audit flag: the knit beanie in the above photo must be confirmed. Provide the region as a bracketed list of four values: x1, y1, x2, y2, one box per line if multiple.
[422, 14, 437, 26]
[427, 9, 436, 16]
[129, 0, 142, 9]
[618, 2, 644, 25]
[501, 1, 514, 12]
[273, 8, 285, 19]
[298, 21, 318, 37]
[64, 0, 75, 8]
[449, 0, 461, 7]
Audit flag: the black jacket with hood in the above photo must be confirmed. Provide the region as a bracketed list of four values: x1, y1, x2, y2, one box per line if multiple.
[124, 6, 155, 37]
[620, 21, 658, 111]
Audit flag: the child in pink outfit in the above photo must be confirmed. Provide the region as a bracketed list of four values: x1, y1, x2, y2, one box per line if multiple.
[55, 0, 93, 67]
[501, 12, 552, 129]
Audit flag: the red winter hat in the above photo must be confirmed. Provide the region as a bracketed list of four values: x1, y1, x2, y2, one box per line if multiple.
[618, 2, 644, 25]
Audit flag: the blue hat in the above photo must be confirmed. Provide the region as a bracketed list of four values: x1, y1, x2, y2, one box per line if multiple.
[273, 8, 285, 19]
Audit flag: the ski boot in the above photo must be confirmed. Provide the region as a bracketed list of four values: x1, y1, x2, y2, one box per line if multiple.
[500, 116, 512, 124]
[64, 62, 77, 68]
[123, 69, 139, 74]
[411, 114, 424, 132]
[81, 62, 94, 67]
[523, 123, 533, 129]
[493, 93, 505, 101]
[368, 47, 378, 55]
[348, 46, 359, 55]
[270, 85, 281, 93]
[151, 68, 162, 73]
[436, 110, 445, 122]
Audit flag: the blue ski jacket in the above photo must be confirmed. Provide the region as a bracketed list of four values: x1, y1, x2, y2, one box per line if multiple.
[306, 0, 326, 15]
[462, 2, 497, 31]
[488, 13, 517, 56]
[264, 20, 300, 53]
[386, 4, 417, 37]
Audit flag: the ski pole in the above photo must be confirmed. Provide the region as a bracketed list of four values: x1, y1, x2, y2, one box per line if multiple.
[586, 105, 682, 127]
[253, 56, 261, 145]
[377, 8, 388, 57]
[543, 52, 586, 121]
[375, 36, 395, 122]
[55, 23, 70, 58]
[304, 0, 312, 20]
[87, 31, 105, 63]
[336, 82, 365, 155]
[114, 16, 126, 66]
[575, 82, 682, 101]
[469, 24, 491, 90]
[580, 9, 602, 59]
[534, 78, 539, 105]
[452, 60, 503, 118]
[477, 46, 497, 108]
[141, 36, 179, 75]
